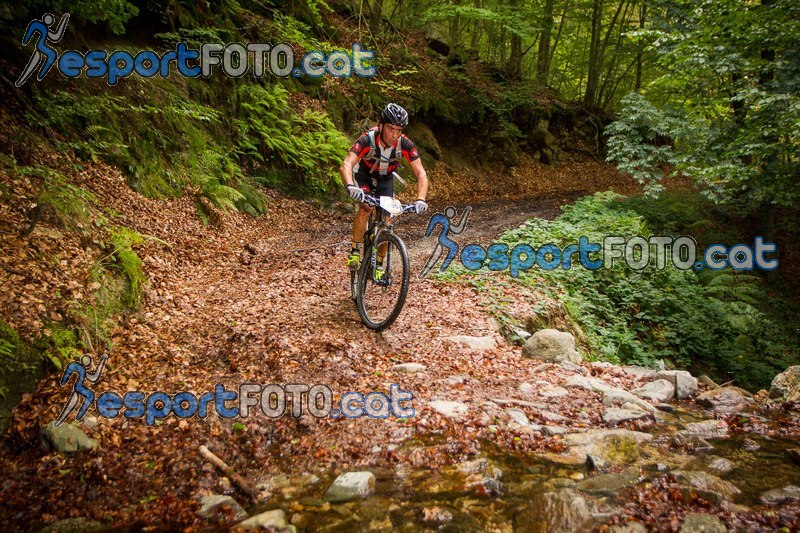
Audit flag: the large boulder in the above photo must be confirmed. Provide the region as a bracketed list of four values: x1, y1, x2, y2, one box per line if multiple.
[655, 370, 698, 399]
[514, 489, 590, 532]
[561, 429, 653, 465]
[323, 472, 376, 503]
[232, 510, 289, 532]
[40, 422, 99, 452]
[696, 387, 754, 414]
[769, 366, 800, 403]
[522, 329, 581, 364]
[632, 379, 676, 403]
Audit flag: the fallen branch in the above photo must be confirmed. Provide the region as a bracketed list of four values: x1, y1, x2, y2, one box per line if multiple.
[199, 444, 258, 500]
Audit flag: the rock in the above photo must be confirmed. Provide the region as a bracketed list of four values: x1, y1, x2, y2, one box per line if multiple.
[323, 472, 376, 503]
[542, 425, 569, 436]
[519, 382, 536, 395]
[698, 375, 720, 389]
[428, 400, 468, 419]
[562, 429, 653, 465]
[522, 329, 582, 364]
[392, 363, 426, 373]
[769, 366, 800, 402]
[707, 457, 736, 474]
[560, 361, 588, 375]
[566, 375, 612, 393]
[759, 485, 800, 505]
[672, 433, 714, 453]
[539, 410, 568, 422]
[682, 419, 729, 439]
[232, 509, 288, 532]
[575, 468, 640, 495]
[459, 458, 503, 494]
[742, 438, 760, 452]
[505, 408, 530, 426]
[622, 366, 658, 379]
[40, 422, 99, 452]
[39, 518, 110, 532]
[515, 489, 590, 532]
[632, 379, 676, 403]
[680, 513, 727, 533]
[603, 388, 657, 413]
[696, 387, 754, 414]
[198, 495, 248, 522]
[673, 471, 741, 501]
[446, 335, 496, 351]
[608, 521, 648, 533]
[655, 371, 698, 399]
[540, 386, 570, 398]
[445, 374, 469, 385]
[603, 407, 651, 425]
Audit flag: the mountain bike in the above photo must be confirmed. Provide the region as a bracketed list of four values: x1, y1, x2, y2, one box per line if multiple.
[350, 194, 416, 331]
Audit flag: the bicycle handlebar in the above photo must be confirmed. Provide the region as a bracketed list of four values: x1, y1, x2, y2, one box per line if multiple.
[361, 194, 417, 214]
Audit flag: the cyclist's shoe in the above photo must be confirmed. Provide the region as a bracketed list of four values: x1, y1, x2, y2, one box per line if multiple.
[375, 264, 388, 284]
[347, 251, 361, 271]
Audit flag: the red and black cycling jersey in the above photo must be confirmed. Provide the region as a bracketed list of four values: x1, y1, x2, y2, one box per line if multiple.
[349, 127, 419, 177]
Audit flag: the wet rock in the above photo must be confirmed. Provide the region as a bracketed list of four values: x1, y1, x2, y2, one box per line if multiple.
[673, 471, 741, 501]
[603, 407, 651, 425]
[632, 379, 676, 403]
[522, 329, 582, 364]
[759, 485, 800, 505]
[567, 375, 613, 393]
[707, 457, 736, 474]
[575, 468, 640, 496]
[198, 495, 248, 522]
[39, 518, 110, 532]
[742, 438, 760, 452]
[682, 419, 729, 439]
[769, 366, 800, 403]
[608, 521, 648, 533]
[696, 387, 754, 414]
[323, 472, 376, 503]
[428, 400, 468, 419]
[40, 422, 99, 452]
[392, 363, 426, 373]
[680, 513, 727, 533]
[515, 489, 590, 532]
[562, 429, 653, 465]
[422, 506, 453, 525]
[459, 458, 503, 495]
[655, 370, 698, 399]
[232, 509, 289, 532]
[672, 433, 714, 453]
[446, 335, 496, 351]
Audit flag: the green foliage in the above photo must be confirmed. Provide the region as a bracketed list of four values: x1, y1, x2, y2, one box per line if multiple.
[235, 83, 349, 200]
[109, 227, 146, 310]
[490, 192, 797, 390]
[33, 170, 97, 231]
[12, 0, 138, 34]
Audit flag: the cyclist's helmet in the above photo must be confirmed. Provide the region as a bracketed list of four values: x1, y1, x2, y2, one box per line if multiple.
[380, 103, 409, 127]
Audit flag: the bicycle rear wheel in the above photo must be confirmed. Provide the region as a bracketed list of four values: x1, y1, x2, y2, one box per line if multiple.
[357, 232, 410, 331]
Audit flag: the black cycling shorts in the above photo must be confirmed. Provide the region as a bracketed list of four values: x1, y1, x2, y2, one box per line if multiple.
[355, 172, 394, 198]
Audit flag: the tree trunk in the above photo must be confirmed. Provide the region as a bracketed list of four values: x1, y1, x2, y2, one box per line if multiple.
[537, 0, 555, 85]
[448, 0, 463, 63]
[584, 0, 603, 107]
[370, 0, 383, 35]
[505, 0, 523, 80]
[635, 0, 647, 90]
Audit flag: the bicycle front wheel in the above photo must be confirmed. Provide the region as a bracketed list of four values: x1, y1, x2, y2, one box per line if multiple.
[357, 232, 410, 331]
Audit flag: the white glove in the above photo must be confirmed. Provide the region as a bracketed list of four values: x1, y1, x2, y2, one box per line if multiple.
[348, 185, 365, 202]
[414, 200, 428, 214]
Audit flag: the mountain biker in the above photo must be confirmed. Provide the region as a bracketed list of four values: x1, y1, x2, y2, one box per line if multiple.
[340, 103, 429, 279]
